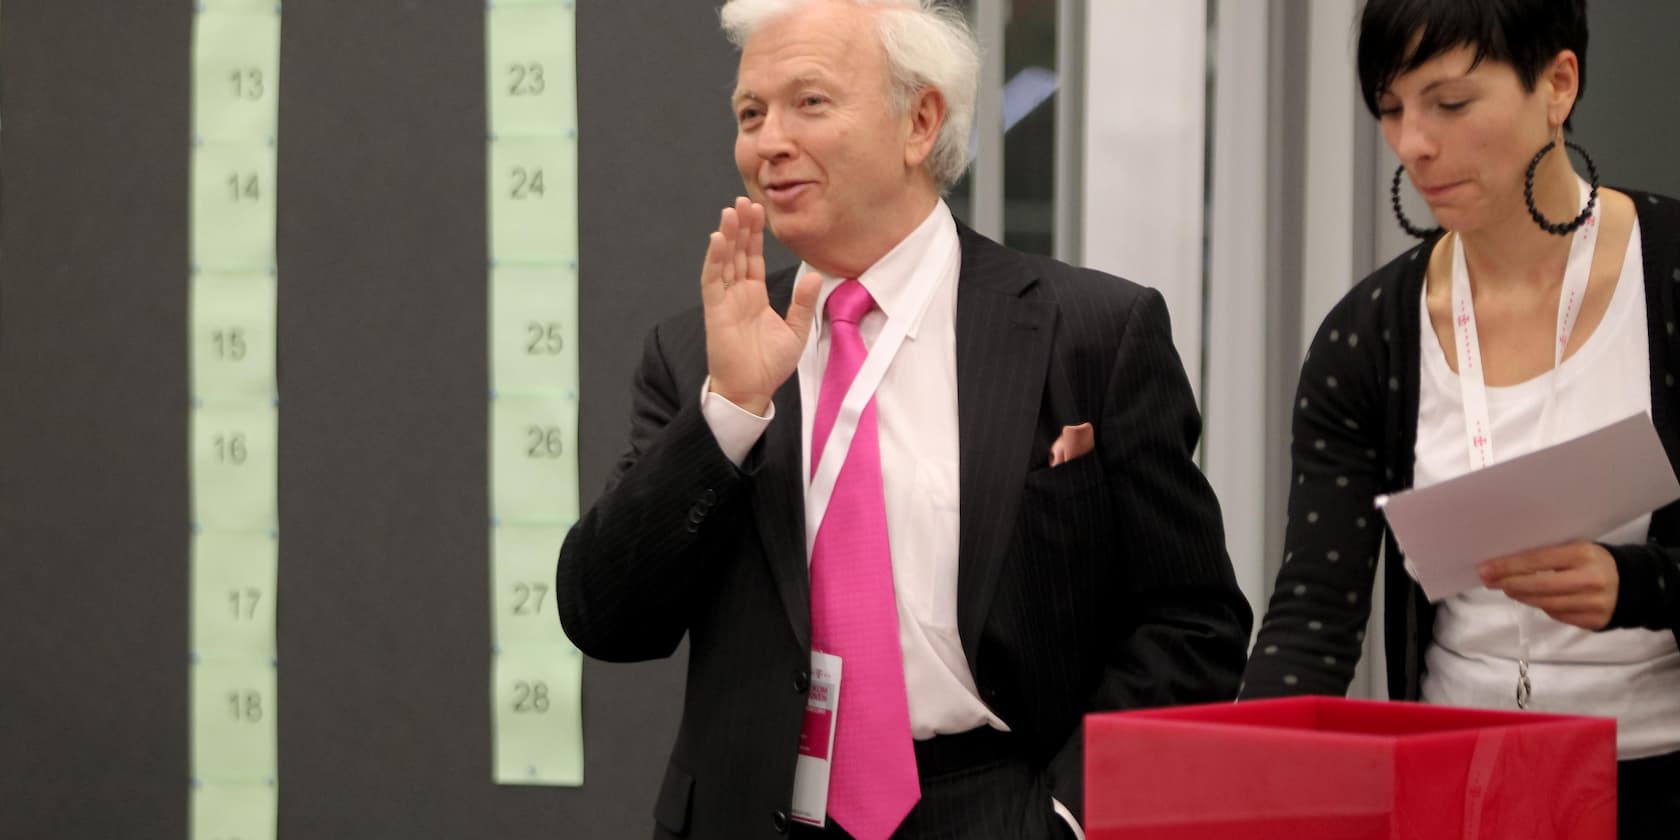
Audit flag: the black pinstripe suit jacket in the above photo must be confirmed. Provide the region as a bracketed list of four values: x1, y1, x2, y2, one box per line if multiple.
[557, 225, 1252, 840]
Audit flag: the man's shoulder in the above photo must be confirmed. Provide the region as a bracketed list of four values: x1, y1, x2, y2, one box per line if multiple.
[1034, 254, 1152, 308]
[957, 227, 1153, 314]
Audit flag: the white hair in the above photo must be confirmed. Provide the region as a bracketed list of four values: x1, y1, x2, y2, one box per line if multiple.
[719, 0, 980, 192]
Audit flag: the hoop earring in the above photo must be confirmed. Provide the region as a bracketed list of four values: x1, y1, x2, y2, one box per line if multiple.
[1524, 139, 1600, 236]
[1391, 165, 1442, 239]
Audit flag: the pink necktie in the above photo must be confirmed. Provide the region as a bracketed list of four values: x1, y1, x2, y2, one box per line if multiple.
[809, 280, 919, 839]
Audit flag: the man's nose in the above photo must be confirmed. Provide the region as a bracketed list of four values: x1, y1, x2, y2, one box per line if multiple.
[756, 107, 795, 159]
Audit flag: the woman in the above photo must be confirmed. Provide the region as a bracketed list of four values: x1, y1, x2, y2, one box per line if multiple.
[1241, 0, 1680, 834]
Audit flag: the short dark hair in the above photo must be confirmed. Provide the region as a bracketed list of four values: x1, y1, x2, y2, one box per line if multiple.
[1357, 0, 1588, 124]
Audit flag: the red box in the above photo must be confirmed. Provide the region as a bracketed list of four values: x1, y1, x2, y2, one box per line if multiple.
[1085, 697, 1615, 839]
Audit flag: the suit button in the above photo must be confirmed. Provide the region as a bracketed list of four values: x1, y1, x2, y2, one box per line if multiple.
[688, 507, 705, 524]
[772, 809, 790, 833]
[793, 670, 810, 694]
[700, 488, 718, 505]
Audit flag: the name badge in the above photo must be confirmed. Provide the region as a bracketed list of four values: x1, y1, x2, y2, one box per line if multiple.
[790, 651, 842, 827]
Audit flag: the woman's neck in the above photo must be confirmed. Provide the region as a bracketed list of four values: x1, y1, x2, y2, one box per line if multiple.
[1457, 152, 1582, 296]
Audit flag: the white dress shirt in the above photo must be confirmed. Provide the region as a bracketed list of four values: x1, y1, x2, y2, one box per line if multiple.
[701, 201, 1006, 739]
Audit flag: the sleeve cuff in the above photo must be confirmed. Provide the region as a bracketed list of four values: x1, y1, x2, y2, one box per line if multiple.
[700, 377, 773, 467]
[1051, 797, 1086, 840]
[1603, 542, 1676, 631]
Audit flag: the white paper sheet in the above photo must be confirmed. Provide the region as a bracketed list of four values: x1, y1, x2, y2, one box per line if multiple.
[1377, 412, 1680, 601]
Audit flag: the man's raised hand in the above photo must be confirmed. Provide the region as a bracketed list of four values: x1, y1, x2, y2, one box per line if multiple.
[701, 197, 822, 415]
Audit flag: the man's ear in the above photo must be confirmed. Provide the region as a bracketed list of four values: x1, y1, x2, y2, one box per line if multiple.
[904, 87, 947, 169]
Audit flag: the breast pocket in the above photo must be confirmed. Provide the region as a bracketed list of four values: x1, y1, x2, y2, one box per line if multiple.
[1017, 452, 1117, 584]
[1022, 450, 1106, 498]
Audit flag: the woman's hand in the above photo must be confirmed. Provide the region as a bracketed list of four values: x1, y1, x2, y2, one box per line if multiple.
[1479, 542, 1618, 630]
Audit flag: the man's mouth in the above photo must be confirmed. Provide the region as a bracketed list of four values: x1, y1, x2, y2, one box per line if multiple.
[763, 180, 814, 203]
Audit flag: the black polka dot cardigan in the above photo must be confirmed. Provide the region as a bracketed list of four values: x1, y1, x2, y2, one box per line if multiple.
[1241, 188, 1680, 701]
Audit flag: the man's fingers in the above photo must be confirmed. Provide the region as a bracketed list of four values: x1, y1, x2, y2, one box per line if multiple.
[746, 202, 766, 282]
[718, 207, 740, 287]
[784, 271, 824, 343]
[733, 197, 752, 285]
[702, 231, 728, 292]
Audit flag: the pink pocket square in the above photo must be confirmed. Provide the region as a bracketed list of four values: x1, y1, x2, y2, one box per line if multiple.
[1049, 422, 1094, 467]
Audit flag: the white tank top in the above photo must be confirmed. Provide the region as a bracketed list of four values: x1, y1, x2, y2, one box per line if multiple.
[1413, 222, 1680, 759]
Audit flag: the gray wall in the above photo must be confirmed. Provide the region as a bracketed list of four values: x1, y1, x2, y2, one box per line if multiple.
[1574, 1, 1680, 198]
[0, 1, 775, 837]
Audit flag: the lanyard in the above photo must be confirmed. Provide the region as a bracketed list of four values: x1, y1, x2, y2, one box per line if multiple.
[801, 226, 958, 557]
[1448, 176, 1598, 708]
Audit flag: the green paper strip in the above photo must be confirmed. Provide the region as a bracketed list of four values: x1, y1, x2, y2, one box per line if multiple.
[488, 0, 583, 788]
[488, 136, 580, 265]
[198, 0, 281, 13]
[486, 4, 578, 138]
[191, 401, 279, 532]
[191, 272, 278, 399]
[490, 391, 579, 525]
[191, 781, 278, 840]
[191, 657, 279, 783]
[191, 142, 278, 272]
[190, 5, 281, 837]
[192, 532, 280, 658]
[490, 264, 579, 395]
[493, 643, 584, 786]
[492, 524, 575, 647]
[191, 10, 279, 142]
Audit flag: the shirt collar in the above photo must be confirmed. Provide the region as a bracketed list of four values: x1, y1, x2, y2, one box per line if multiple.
[804, 200, 955, 341]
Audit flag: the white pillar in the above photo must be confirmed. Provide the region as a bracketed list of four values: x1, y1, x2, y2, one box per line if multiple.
[1081, 0, 1208, 402]
[1204, 0, 1271, 640]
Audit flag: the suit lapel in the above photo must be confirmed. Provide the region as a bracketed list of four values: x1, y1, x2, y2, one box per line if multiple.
[952, 227, 1056, 667]
[752, 272, 811, 652]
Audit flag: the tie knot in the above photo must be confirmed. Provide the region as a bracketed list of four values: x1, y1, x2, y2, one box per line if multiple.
[825, 279, 876, 325]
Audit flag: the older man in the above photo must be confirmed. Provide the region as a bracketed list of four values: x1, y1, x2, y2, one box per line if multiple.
[556, 1, 1251, 838]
